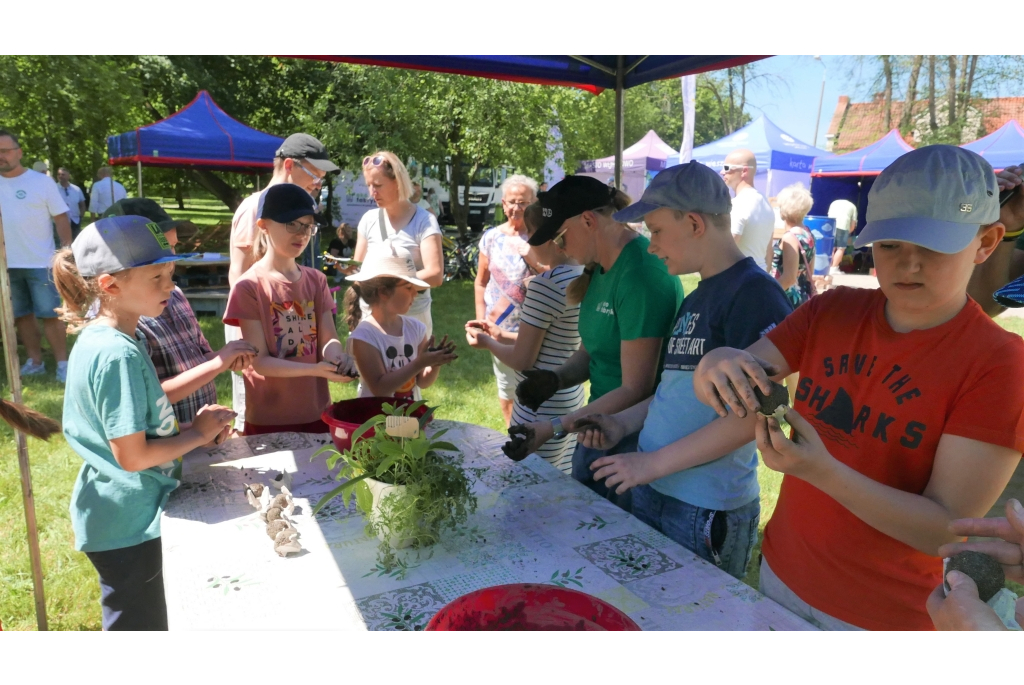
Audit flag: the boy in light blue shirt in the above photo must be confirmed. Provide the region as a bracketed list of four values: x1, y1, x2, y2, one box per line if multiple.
[576, 162, 792, 579]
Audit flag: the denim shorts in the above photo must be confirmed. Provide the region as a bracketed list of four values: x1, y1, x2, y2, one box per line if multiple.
[9, 268, 61, 319]
[632, 485, 760, 580]
[571, 431, 640, 513]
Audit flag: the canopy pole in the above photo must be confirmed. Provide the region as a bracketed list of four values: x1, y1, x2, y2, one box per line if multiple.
[614, 56, 624, 190]
[255, 174, 261, 192]
[0, 209, 49, 631]
[137, 161, 143, 198]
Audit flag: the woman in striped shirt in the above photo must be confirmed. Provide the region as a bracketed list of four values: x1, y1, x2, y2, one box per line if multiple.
[465, 203, 584, 473]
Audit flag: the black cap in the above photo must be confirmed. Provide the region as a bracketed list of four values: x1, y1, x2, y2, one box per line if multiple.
[528, 175, 619, 246]
[102, 198, 197, 238]
[260, 183, 317, 223]
[275, 133, 340, 173]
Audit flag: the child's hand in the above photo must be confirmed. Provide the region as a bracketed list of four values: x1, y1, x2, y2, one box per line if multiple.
[590, 452, 657, 495]
[939, 498, 1024, 585]
[466, 319, 501, 339]
[418, 335, 457, 369]
[218, 340, 258, 370]
[756, 408, 834, 481]
[998, 165, 1024, 234]
[465, 326, 491, 349]
[316, 360, 356, 382]
[926, 571, 1008, 631]
[694, 347, 780, 418]
[192, 404, 236, 442]
[574, 414, 626, 451]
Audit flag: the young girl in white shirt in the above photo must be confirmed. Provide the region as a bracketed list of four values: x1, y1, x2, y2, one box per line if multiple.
[343, 255, 456, 399]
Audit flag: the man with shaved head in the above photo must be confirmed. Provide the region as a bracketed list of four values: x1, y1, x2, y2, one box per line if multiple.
[721, 148, 775, 270]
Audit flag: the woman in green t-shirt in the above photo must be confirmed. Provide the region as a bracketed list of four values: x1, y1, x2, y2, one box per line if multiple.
[508, 176, 684, 511]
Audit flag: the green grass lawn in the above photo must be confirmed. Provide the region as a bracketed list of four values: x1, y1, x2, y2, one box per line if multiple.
[0, 275, 1018, 629]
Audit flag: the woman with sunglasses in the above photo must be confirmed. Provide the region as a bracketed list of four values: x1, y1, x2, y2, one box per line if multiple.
[468, 174, 539, 426]
[353, 151, 444, 336]
[509, 176, 684, 511]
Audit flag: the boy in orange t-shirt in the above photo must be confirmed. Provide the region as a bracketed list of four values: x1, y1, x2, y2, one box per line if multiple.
[694, 145, 1024, 630]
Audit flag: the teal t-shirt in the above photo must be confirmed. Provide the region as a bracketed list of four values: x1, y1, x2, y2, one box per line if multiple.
[63, 324, 181, 553]
[577, 235, 684, 401]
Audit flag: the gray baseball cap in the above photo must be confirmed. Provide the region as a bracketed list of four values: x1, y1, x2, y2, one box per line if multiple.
[72, 215, 184, 277]
[854, 145, 1000, 254]
[612, 161, 732, 223]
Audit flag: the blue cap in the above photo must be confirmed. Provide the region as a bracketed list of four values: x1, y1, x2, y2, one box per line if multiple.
[613, 161, 732, 223]
[72, 215, 184, 277]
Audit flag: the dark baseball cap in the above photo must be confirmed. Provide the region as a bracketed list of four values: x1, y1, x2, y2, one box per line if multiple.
[102, 198, 197, 238]
[528, 175, 619, 246]
[275, 133, 339, 173]
[613, 161, 732, 223]
[73, 215, 184, 277]
[259, 183, 316, 223]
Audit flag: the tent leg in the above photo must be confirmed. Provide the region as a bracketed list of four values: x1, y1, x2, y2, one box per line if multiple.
[614, 55, 624, 190]
[0, 211, 48, 631]
[255, 174, 260, 192]
[137, 161, 143, 198]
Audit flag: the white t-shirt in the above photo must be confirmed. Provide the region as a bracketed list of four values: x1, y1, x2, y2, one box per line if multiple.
[348, 315, 428, 399]
[58, 183, 86, 223]
[0, 169, 70, 268]
[230, 189, 266, 251]
[357, 206, 442, 315]
[828, 199, 858, 236]
[88, 178, 127, 215]
[730, 186, 775, 271]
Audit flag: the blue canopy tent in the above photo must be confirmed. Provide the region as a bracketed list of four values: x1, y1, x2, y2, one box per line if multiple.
[808, 129, 914, 229]
[663, 115, 830, 198]
[302, 56, 768, 187]
[107, 90, 285, 194]
[961, 119, 1024, 170]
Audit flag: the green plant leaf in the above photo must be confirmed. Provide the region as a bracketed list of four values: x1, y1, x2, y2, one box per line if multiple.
[354, 480, 373, 513]
[350, 415, 383, 446]
[417, 406, 435, 430]
[310, 444, 338, 461]
[311, 473, 372, 514]
[430, 441, 458, 453]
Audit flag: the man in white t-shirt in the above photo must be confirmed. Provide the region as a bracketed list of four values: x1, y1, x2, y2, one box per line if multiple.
[88, 166, 127, 218]
[721, 148, 775, 270]
[828, 198, 858, 271]
[411, 182, 435, 217]
[56, 167, 87, 237]
[0, 129, 73, 381]
[226, 133, 339, 430]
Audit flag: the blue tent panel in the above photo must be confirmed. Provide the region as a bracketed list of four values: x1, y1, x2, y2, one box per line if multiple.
[665, 115, 830, 172]
[961, 120, 1024, 170]
[811, 129, 913, 176]
[108, 91, 284, 172]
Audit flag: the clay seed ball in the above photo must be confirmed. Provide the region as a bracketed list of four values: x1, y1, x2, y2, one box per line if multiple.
[270, 494, 290, 510]
[266, 519, 290, 540]
[946, 550, 1005, 602]
[265, 506, 283, 523]
[754, 381, 790, 419]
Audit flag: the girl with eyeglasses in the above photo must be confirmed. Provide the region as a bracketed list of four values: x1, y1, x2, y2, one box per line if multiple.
[353, 151, 444, 337]
[224, 184, 357, 436]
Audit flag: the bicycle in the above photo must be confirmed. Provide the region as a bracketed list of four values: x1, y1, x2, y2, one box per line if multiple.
[442, 232, 479, 281]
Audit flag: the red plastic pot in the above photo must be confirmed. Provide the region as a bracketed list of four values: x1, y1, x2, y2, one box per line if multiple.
[321, 397, 431, 453]
[425, 583, 641, 631]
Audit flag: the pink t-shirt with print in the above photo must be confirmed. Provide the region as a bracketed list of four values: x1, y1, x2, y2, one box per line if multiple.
[224, 264, 334, 427]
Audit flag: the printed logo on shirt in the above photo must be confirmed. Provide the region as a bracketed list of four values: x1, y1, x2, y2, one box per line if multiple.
[15, 190, 26, 199]
[385, 343, 417, 396]
[796, 353, 927, 451]
[154, 394, 179, 437]
[271, 299, 318, 358]
[596, 301, 614, 316]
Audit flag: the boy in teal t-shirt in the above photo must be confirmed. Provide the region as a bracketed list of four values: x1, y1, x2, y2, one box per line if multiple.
[56, 215, 236, 630]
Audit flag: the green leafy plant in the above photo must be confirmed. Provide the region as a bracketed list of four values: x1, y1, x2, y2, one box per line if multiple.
[311, 401, 477, 572]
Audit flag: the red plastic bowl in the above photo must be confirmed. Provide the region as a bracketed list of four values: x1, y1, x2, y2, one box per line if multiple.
[425, 583, 640, 631]
[321, 397, 430, 453]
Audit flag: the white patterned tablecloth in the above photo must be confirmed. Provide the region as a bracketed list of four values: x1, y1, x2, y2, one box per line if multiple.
[162, 421, 814, 631]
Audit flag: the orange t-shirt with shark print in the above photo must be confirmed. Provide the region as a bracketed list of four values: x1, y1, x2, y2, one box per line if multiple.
[763, 286, 1024, 630]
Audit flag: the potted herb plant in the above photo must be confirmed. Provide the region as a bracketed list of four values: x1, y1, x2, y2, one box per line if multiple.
[312, 402, 477, 571]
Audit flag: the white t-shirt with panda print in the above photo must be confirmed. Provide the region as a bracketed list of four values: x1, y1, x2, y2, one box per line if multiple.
[348, 315, 428, 400]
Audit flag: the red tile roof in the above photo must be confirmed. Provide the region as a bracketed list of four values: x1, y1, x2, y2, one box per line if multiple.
[827, 95, 1024, 153]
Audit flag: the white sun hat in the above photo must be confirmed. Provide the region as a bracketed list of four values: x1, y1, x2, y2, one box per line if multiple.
[345, 255, 430, 289]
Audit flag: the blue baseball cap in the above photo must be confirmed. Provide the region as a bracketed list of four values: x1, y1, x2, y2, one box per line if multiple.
[612, 161, 732, 223]
[259, 183, 317, 224]
[855, 145, 1000, 254]
[72, 215, 184, 277]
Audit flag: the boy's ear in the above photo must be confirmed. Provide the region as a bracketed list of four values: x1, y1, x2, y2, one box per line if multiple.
[96, 273, 119, 296]
[687, 212, 707, 238]
[974, 222, 1006, 264]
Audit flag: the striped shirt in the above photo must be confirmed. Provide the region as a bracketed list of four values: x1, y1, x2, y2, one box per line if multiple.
[511, 264, 585, 473]
[137, 287, 216, 426]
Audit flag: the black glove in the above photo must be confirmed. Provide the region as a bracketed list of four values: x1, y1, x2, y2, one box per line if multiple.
[515, 369, 560, 412]
[501, 424, 534, 462]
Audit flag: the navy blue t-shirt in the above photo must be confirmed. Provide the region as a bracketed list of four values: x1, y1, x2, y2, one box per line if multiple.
[639, 257, 793, 510]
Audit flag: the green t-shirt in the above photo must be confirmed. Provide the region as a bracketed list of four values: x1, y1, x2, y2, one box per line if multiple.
[577, 235, 684, 401]
[63, 324, 181, 553]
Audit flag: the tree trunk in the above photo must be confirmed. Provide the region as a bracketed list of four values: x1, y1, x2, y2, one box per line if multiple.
[175, 175, 185, 210]
[882, 56, 893, 130]
[449, 140, 470, 236]
[928, 56, 938, 133]
[900, 55, 923, 132]
[947, 55, 957, 126]
[962, 55, 978, 118]
[726, 68, 735, 133]
[190, 169, 242, 211]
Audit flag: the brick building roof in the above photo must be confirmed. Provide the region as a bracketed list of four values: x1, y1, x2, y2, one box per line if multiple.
[826, 94, 1024, 153]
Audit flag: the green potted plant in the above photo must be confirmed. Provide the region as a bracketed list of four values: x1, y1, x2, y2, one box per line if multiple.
[312, 402, 477, 572]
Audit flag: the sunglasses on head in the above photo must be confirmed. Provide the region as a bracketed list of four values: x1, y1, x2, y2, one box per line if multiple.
[721, 164, 750, 173]
[363, 155, 393, 169]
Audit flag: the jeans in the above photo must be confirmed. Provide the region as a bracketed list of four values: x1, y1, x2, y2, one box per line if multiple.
[571, 431, 640, 513]
[9, 268, 61, 319]
[84, 537, 168, 631]
[632, 485, 760, 580]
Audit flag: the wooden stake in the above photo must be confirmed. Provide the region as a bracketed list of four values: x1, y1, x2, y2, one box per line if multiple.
[0, 208, 49, 631]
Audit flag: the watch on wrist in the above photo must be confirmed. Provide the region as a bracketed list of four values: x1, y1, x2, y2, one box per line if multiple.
[551, 417, 568, 439]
